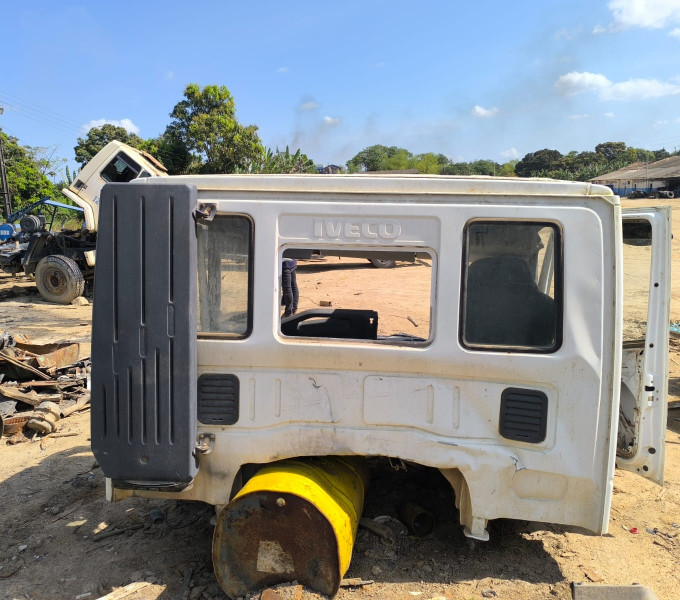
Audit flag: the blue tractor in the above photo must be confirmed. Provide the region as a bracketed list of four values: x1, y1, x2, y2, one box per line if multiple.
[0, 197, 88, 303]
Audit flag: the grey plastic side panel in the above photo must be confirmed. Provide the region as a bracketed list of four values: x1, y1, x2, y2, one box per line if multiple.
[572, 583, 658, 600]
[91, 182, 198, 483]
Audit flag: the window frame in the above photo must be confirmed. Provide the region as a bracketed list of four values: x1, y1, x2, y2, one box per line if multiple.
[99, 152, 142, 183]
[196, 213, 255, 340]
[459, 219, 564, 354]
[277, 245, 436, 346]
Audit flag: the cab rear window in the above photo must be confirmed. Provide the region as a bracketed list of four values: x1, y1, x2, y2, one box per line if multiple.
[197, 215, 253, 338]
[461, 221, 562, 352]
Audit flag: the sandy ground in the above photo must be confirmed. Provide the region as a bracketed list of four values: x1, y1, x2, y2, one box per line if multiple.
[1, 197, 680, 600]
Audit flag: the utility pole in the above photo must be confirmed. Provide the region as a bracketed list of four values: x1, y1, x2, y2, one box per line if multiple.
[0, 107, 12, 220]
[645, 158, 649, 192]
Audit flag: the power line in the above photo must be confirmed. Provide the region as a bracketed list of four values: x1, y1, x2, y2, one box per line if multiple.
[0, 90, 194, 168]
[0, 90, 87, 134]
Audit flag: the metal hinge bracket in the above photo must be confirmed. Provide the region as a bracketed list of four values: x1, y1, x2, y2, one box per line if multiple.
[194, 433, 215, 456]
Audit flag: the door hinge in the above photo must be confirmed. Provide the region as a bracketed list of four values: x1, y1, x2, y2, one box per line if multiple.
[195, 203, 216, 222]
[194, 433, 215, 456]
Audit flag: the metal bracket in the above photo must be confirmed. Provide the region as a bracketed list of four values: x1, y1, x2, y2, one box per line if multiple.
[194, 433, 215, 456]
[195, 203, 216, 222]
[388, 457, 408, 471]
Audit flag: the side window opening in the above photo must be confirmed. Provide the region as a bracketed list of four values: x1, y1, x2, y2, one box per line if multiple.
[622, 219, 652, 344]
[278, 250, 433, 345]
[618, 219, 653, 457]
[197, 215, 253, 338]
[100, 152, 142, 183]
[461, 221, 562, 352]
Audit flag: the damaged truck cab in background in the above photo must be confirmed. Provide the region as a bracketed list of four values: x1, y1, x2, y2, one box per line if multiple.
[90, 175, 670, 598]
[0, 141, 167, 303]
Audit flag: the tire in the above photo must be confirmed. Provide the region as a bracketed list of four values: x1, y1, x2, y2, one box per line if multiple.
[35, 255, 85, 304]
[369, 258, 397, 269]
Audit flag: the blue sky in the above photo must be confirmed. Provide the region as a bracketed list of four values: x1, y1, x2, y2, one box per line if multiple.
[1, 0, 680, 171]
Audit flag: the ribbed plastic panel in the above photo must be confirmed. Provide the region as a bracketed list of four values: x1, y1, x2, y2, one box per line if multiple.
[91, 182, 198, 484]
[499, 388, 548, 443]
[572, 583, 658, 600]
[198, 374, 240, 425]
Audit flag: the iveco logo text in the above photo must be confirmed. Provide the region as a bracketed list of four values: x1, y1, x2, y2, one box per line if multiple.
[313, 219, 401, 240]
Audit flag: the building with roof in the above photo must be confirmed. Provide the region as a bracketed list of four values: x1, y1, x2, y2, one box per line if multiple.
[590, 155, 680, 197]
[316, 164, 344, 174]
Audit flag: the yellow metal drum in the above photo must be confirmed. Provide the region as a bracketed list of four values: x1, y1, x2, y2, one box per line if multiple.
[212, 456, 368, 598]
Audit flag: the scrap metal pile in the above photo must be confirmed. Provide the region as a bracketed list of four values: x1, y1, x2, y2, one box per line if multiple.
[0, 331, 90, 442]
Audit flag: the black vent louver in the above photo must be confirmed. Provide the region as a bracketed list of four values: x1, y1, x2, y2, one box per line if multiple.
[499, 388, 548, 443]
[198, 374, 240, 425]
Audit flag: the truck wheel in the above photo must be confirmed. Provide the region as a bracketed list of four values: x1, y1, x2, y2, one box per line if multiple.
[369, 258, 396, 269]
[35, 255, 85, 304]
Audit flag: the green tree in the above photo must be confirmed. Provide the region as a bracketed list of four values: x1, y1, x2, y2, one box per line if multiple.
[435, 153, 450, 168]
[144, 125, 193, 175]
[562, 151, 604, 172]
[515, 149, 564, 177]
[74, 124, 144, 167]
[652, 148, 671, 160]
[346, 145, 414, 172]
[413, 153, 442, 174]
[255, 146, 316, 174]
[167, 83, 263, 174]
[383, 147, 413, 170]
[498, 160, 519, 176]
[1, 131, 63, 215]
[346, 145, 390, 172]
[468, 160, 500, 176]
[440, 162, 473, 175]
[595, 141, 627, 162]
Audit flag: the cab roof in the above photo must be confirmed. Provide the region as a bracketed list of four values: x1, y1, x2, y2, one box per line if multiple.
[135, 173, 618, 203]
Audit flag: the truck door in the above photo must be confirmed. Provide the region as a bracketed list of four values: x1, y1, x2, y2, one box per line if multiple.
[91, 182, 199, 489]
[617, 207, 671, 484]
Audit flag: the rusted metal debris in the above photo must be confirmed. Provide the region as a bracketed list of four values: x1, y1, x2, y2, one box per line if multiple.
[0, 331, 90, 441]
[15, 340, 80, 370]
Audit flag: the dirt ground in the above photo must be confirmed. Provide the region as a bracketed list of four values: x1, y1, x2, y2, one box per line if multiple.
[2, 197, 680, 600]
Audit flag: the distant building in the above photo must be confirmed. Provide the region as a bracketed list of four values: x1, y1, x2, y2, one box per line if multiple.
[590, 155, 680, 197]
[316, 164, 344, 174]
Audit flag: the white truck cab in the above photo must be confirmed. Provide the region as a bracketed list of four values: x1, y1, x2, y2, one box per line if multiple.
[89, 175, 670, 594]
[0, 142, 168, 304]
[62, 140, 167, 233]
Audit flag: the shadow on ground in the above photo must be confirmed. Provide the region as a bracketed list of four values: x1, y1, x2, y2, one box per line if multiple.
[344, 459, 565, 588]
[0, 448, 569, 600]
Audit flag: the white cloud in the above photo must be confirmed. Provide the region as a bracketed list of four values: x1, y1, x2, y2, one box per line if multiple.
[470, 105, 499, 118]
[569, 113, 595, 120]
[375, 61, 386, 68]
[276, 66, 288, 73]
[555, 71, 680, 100]
[165, 70, 174, 79]
[670, 27, 680, 38]
[607, 0, 680, 30]
[592, 24, 607, 34]
[83, 118, 140, 134]
[323, 116, 340, 126]
[501, 147, 519, 159]
[299, 101, 319, 111]
[604, 112, 615, 118]
[554, 71, 611, 95]
[606, 78, 680, 99]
